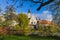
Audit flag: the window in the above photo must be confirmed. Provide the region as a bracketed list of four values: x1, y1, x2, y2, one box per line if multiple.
[31, 22, 33, 24]
[34, 25, 38, 30]
[34, 22, 35, 24]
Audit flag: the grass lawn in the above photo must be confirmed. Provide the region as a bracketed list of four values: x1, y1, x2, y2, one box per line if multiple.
[0, 35, 60, 40]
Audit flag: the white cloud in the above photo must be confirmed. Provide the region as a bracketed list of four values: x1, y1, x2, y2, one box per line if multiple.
[43, 11, 49, 14]
[35, 11, 53, 21]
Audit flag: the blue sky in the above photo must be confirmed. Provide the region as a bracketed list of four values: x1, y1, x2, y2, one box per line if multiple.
[0, 0, 48, 13]
[0, 0, 53, 21]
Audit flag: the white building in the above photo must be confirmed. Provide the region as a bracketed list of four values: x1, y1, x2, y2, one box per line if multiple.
[29, 14, 37, 25]
[28, 10, 37, 25]
[27, 10, 38, 29]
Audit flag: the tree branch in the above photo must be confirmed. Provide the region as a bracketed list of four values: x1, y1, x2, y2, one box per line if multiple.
[8, 0, 54, 11]
[37, 0, 54, 10]
[31, 0, 43, 3]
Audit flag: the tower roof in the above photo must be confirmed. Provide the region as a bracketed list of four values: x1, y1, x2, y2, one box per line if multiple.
[28, 9, 30, 13]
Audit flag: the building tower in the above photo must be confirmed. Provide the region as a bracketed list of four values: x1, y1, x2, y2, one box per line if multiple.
[28, 9, 31, 19]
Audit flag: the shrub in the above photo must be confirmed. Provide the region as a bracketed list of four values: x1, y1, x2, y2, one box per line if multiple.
[38, 24, 59, 36]
[8, 25, 23, 35]
[0, 27, 8, 35]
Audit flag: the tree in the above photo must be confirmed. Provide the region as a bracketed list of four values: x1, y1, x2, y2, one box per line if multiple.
[18, 13, 29, 27]
[17, 13, 29, 35]
[38, 23, 59, 36]
[6, 0, 54, 11]
[47, 0, 60, 26]
[1, 20, 11, 27]
[4, 6, 17, 20]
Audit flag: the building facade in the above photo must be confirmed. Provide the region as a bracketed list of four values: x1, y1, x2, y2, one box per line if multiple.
[28, 10, 37, 29]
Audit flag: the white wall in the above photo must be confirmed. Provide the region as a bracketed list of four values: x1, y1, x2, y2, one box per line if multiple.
[29, 15, 37, 25]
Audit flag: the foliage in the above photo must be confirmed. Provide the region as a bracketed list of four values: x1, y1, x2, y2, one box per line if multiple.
[0, 20, 11, 27]
[8, 24, 23, 35]
[23, 27, 31, 36]
[17, 13, 29, 35]
[47, 0, 60, 26]
[18, 13, 29, 28]
[0, 35, 59, 40]
[0, 20, 17, 27]
[4, 6, 17, 20]
[12, 25, 21, 30]
[0, 27, 8, 35]
[38, 24, 59, 36]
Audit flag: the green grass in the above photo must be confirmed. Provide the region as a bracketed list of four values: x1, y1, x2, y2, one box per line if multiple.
[0, 35, 60, 40]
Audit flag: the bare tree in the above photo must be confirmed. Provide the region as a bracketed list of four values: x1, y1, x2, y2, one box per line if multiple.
[6, 0, 54, 11]
[47, 0, 60, 26]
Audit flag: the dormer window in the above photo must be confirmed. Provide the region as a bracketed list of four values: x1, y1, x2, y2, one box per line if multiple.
[31, 22, 33, 24]
[34, 22, 35, 25]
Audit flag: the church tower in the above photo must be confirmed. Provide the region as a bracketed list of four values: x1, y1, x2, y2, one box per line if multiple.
[28, 9, 31, 19]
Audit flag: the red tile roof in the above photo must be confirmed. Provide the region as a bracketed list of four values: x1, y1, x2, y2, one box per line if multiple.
[37, 20, 52, 25]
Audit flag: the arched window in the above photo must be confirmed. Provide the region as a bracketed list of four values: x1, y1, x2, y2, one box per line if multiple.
[31, 22, 33, 24]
